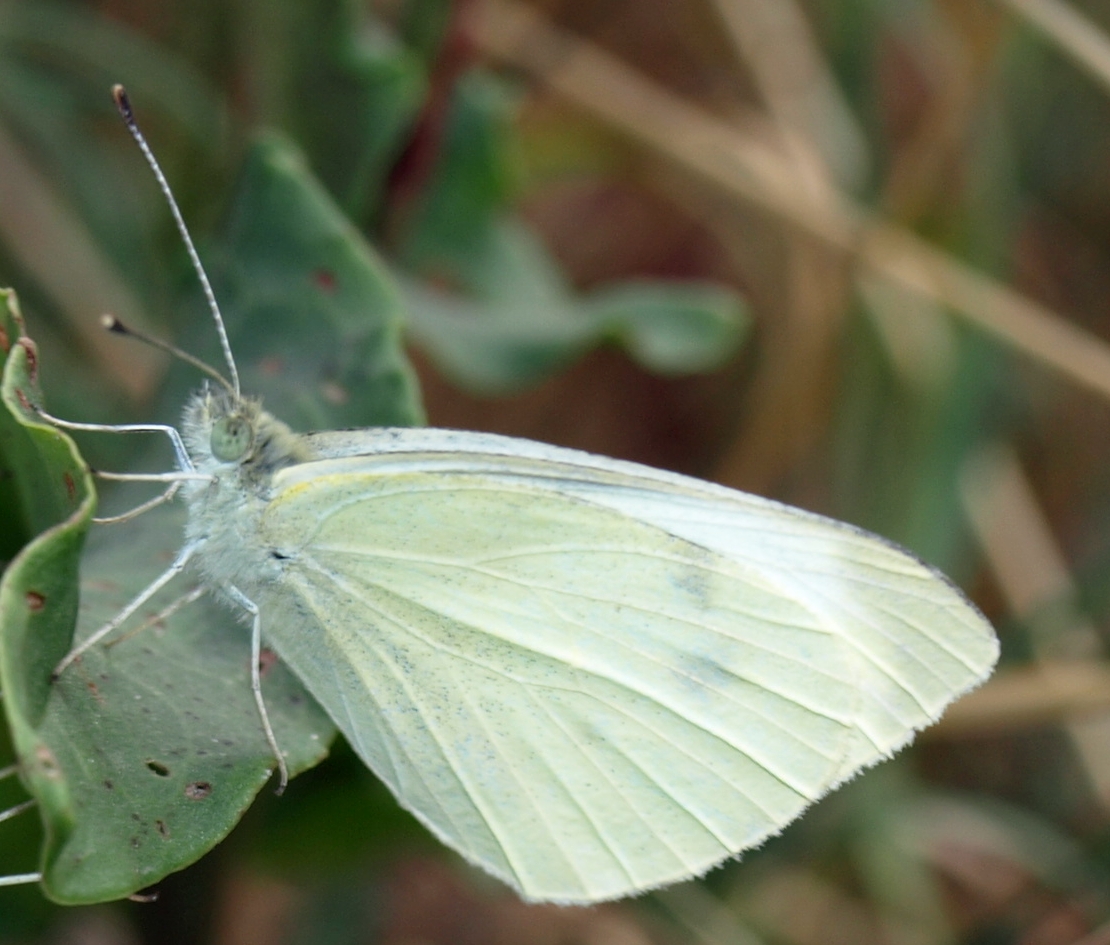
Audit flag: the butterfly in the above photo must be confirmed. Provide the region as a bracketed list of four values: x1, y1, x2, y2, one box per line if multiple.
[38, 86, 997, 904]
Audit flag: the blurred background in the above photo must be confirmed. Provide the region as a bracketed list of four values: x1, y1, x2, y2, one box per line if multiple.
[3, 0, 1110, 942]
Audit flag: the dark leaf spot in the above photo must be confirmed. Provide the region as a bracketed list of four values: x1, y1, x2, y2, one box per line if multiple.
[185, 781, 212, 800]
[319, 380, 349, 405]
[35, 745, 60, 778]
[18, 339, 37, 381]
[258, 357, 284, 377]
[145, 760, 170, 777]
[258, 649, 279, 677]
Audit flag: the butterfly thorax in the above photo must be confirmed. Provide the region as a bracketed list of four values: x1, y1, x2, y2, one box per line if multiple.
[179, 387, 312, 593]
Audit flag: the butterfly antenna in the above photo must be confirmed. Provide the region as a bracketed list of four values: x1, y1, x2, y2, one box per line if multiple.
[112, 84, 241, 398]
[100, 314, 235, 394]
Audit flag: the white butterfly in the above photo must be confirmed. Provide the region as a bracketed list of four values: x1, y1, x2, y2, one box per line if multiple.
[46, 87, 997, 904]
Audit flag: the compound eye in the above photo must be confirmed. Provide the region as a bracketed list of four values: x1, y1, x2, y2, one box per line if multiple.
[210, 415, 253, 462]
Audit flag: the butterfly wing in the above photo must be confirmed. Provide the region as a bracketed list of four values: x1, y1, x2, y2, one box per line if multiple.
[252, 430, 997, 903]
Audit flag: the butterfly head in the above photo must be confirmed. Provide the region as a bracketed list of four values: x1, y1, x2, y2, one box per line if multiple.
[181, 387, 310, 480]
[182, 388, 254, 466]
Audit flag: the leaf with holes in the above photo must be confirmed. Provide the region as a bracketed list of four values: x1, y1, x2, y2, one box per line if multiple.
[0, 297, 336, 903]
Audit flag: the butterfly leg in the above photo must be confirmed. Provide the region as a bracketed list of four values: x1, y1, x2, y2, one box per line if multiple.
[223, 585, 289, 794]
[32, 409, 196, 473]
[52, 539, 204, 679]
[94, 480, 183, 525]
[105, 586, 205, 650]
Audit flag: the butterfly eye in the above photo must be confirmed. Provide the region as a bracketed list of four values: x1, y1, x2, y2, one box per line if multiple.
[210, 415, 253, 461]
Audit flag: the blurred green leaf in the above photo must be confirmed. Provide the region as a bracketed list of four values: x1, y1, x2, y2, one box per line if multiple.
[397, 72, 747, 392]
[199, 133, 424, 431]
[259, 0, 427, 222]
[581, 280, 750, 375]
[403, 219, 747, 393]
[398, 70, 521, 280]
[398, 0, 455, 66]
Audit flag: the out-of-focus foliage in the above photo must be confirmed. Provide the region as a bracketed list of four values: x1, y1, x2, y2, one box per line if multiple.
[0, 0, 1108, 942]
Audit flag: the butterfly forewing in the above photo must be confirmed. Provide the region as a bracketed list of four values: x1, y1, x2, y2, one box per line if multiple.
[242, 432, 997, 902]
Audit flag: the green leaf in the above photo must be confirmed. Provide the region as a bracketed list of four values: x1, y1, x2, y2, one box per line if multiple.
[0, 133, 427, 903]
[397, 70, 522, 282]
[240, 0, 427, 222]
[580, 280, 750, 375]
[396, 72, 748, 392]
[0, 290, 338, 904]
[201, 133, 425, 431]
[0, 287, 91, 562]
[398, 0, 456, 65]
[402, 221, 748, 393]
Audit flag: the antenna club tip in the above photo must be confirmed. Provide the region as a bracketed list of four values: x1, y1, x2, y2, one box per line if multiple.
[112, 85, 134, 122]
[100, 313, 125, 333]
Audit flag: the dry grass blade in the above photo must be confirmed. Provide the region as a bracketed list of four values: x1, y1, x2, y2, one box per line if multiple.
[706, 0, 867, 193]
[960, 444, 1098, 658]
[1069, 917, 1110, 945]
[994, 0, 1110, 97]
[465, 0, 1110, 403]
[702, 0, 856, 490]
[939, 660, 1110, 733]
[958, 444, 1110, 803]
[0, 120, 163, 398]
